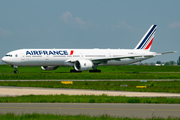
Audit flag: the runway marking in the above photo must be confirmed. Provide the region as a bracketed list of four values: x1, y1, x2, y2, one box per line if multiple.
[0, 107, 180, 112]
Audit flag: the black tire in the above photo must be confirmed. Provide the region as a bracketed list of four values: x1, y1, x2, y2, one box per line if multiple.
[89, 70, 101, 73]
[14, 70, 18, 74]
[70, 69, 82, 73]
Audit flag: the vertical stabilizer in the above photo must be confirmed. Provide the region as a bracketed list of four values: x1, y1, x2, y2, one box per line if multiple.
[135, 25, 157, 51]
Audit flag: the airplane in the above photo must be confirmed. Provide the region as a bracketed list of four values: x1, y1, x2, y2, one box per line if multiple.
[2, 25, 176, 73]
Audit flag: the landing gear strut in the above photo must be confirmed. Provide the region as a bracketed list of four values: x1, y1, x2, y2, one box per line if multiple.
[89, 65, 101, 73]
[11, 65, 18, 73]
[70, 69, 82, 73]
[89, 69, 101, 73]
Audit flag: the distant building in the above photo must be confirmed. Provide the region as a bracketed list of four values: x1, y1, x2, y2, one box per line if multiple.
[155, 61, 164, 66]
[143, 63, 150, 66]
[155, 63, 164, 66]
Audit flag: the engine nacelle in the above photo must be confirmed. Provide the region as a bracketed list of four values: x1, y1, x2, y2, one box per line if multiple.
[74, 60, 93, 71]
[41, 66, 59, 71]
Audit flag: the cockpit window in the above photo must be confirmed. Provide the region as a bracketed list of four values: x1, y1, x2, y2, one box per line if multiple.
[5, 55, 12, 57]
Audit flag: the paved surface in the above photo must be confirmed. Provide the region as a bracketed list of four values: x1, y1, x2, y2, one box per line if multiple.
[0, 86, 180, 97]
[0, 103, 179, 118]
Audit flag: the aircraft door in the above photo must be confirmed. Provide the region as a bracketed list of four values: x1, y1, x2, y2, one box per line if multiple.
[80, 53, 84, 59]
[108, 53, 112, 57]
[45, 55, 49, 60]
[43, 55, 49, 65]
[21, 53, 25, 60]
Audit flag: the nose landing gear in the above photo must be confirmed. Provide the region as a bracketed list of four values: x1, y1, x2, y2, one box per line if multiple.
[11, 65, 18, 73]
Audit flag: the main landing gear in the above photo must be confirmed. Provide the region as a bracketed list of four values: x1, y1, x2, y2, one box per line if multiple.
[70, 69, 101, 73]
[69, 64, 101, 73]
[11, 65, 18, 73]
[89, 65, 101, 73]
[70, 69, 82, 73]
[89, 69, 101, 73]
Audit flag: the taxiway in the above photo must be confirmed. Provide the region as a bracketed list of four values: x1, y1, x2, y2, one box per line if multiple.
[0, 103, 179, 118]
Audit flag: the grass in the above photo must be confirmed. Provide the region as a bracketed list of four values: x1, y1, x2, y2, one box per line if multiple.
[0, 113, 180, 120]
[0, 94, 180, 103]
[1, 65, 180, 119]
[1, 72, 180, 80]
[0, 81, 180, 93]
[0, 65, 180, 104]
[1, 65, 180, 80]
[2, 65, 180, 73]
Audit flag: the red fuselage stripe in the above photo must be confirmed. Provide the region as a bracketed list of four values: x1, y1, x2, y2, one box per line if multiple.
[70, 50, 74, 55]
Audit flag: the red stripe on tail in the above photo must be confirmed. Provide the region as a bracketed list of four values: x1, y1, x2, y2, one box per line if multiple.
[145, 38, 154, 50]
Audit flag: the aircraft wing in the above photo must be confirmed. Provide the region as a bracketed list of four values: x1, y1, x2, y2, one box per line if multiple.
[91, 55, 154, 63]
[66, 55, 155, 63]
[66, 51, 176, 64]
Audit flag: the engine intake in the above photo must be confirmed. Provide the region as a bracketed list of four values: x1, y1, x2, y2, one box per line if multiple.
[41, 66, 59, 71]
[74, 60, 93, 71]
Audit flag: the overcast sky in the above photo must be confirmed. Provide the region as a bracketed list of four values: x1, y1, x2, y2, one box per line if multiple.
[0, 0, 180, 63]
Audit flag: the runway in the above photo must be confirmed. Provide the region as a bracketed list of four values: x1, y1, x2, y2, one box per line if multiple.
[0, 103, 180, 118]
[0, 86, 180, 119]
[0, 86, 180, 97]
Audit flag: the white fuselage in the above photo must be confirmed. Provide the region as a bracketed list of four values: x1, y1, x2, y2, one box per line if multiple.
[2, 49, 156, 67]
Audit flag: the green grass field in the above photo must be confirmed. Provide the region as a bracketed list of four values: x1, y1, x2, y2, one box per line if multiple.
[2, 65, 180, 73]
[1, 65, 180, 93]
[1, 113, 179, 120]
[0, 94, 180, 103]
[0, 81, 179, 93]
[1, 65, 180, 80]
[0, 65, 180, 104]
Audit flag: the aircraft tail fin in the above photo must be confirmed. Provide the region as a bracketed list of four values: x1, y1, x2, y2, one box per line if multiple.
[134, 25, 157, 51]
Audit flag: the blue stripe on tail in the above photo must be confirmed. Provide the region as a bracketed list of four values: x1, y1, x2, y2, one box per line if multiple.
[137, 25, 157, 49]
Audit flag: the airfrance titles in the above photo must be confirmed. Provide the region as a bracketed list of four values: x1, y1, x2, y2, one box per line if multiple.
[26, 50, 69, 56]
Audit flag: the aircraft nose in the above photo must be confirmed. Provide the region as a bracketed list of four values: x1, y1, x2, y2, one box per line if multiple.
[2, 57, 6, 62]
[2, 57, 5, 62]
[2, 56, 10, 64]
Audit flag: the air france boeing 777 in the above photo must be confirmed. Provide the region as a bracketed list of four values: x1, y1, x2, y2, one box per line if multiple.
[2, 25, 175, 73]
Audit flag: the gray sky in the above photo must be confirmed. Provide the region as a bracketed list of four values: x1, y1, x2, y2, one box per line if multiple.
[0, 0, 179, 63]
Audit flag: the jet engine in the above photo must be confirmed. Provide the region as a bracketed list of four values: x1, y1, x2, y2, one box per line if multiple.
[41, 66, 59, 70]
[74, 60, 93, 71]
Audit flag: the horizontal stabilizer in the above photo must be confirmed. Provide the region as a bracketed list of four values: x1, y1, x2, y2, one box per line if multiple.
[161, 51, 177, 55]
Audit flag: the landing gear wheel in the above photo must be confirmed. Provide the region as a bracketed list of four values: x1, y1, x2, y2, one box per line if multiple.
[89, 69, 101, 73]
[12, 65, 18, 74]
[14, 70, 18, 74]
[70, 69, 82, 73]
